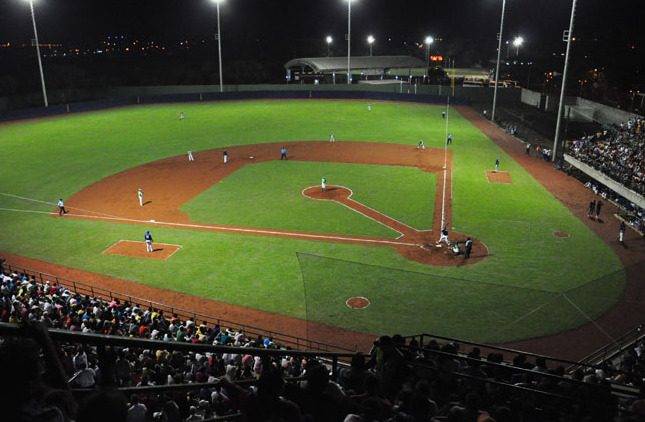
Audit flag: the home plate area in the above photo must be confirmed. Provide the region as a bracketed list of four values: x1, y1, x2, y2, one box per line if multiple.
[486, 170, 512, 184]
[103, 240, 181, 260]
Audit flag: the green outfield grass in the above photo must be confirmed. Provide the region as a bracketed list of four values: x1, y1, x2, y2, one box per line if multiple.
[0, 100, 624, 343]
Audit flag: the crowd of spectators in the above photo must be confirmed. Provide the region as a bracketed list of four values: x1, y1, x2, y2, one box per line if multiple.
[2, 265, 645, 421]
[567, 117, 644, 195]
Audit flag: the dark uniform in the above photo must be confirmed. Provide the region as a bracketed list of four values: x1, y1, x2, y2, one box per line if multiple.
[464, 238, 473, 259]
[587, 200, 596, 218]
[595, 201, 603, 220]
[280, 146, 288, 160]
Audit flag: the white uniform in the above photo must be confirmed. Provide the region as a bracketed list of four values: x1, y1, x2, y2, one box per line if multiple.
[223, 153, 228, 164]
[437, 229, 449, 245]
[179, 112, 185, 120]
[321, 178, 327, 191]
[137, 189, 144, 207]
[188, 151, 194, 161]
[367, 104, 372, 111]
[329, 133, 335, 143]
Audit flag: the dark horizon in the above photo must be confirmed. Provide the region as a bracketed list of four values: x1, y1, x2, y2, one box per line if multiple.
[0, 0, 642, 103]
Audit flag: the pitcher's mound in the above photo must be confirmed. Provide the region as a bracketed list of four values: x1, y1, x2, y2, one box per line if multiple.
[486, 171, 512, 184]
[103, 240, 181, 260]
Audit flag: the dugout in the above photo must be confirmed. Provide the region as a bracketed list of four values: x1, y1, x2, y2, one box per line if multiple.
[284, 55, 426, 85]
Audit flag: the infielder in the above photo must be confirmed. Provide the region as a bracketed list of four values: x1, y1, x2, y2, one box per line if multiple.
[57, 198, 68, 216]
[329, 133, 336, 143]
[144, 230, 154, 253]
[137, 188, 144, 207]
[494, 158, 500, 172]
[437, 227, 449, 246]
[280, 146, 288, 160]
[187, 151, 194, 162]
[223, 151, 229, 164]
[321, 177, 327, 192]
[417, 140, 426, 150]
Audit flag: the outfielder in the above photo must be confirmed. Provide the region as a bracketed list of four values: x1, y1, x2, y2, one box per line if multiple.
[494, 158, 500, 172]
[144, 230, 154, 253]
[367, 104, 372, 111]
[447, 134, 453, 145]
[137, 188, 144, 207]
[179, 112, 185, 120]
[321, 177, 327, 192]
[187, 151, 194, 162]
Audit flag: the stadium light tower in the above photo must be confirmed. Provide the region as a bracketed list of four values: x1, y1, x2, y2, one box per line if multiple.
[345, 0, 357, 84]
[23, 0, 48, 107]
[326, 35, 333, 56]
[491, 0, 507, 122]
[209, 0, 225, 93]
[424, 36, 434, 77]
[367, 35, 375, 56]
[513, 36, 524, 56]
[553, 0, 577, 162]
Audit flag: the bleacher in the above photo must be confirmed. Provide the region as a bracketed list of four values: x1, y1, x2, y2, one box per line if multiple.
[2, 264, 645, 421]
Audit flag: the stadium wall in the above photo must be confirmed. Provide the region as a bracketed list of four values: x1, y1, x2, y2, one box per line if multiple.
[0, 84, 521, 122]
[564, 154, 645, 208]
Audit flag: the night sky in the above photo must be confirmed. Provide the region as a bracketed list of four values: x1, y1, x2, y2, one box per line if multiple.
[0, 0, 642, 91]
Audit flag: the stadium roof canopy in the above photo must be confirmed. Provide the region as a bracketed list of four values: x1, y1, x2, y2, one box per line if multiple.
[285, 56, 426, 74]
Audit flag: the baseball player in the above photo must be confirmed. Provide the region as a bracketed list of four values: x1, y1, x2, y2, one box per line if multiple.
[137, 188, 144, 207]
[329, 132, 336, 143]
[57, 198, 68, 216]
[223, 151, 229, 164]
[464, 237, 473, 259]
[321, 177, 327, 192]
[442, 111, 446, 119]
[587, 200, 596, 218]
[367, 104, 372, 111]
[280, 146, 288, 160]
[179, 112, 185, 120]
[144, 231, 154, 253]
[437, 227, 449, 246]
[619, 221, 626, 244]
[417, 140, 426, 150]
[187, 151, 195, 162]
[494, 158, 500, 172]
[447, 134, 453, 145]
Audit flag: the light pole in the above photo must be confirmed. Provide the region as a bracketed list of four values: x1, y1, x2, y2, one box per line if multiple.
[513, 36, 524, 56]
[491, 0, 507, 122]
[24, 0, 48, 107]
[367, 35, 375, 56]
[553, 0, 577, 162]
[424, 36, 434, 78]
[210, 0, 225, 93]
[326, 35, 333, 56]
[345, 0, 355, 84]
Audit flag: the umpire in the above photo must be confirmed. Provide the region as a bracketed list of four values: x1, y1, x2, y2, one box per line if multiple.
[464, 238, 473, 259]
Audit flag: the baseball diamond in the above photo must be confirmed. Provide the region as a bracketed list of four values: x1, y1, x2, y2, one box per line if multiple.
[0, 99, 637, 352]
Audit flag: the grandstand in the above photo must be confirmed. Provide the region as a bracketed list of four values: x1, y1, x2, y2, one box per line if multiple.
[3, 263, 645, 421]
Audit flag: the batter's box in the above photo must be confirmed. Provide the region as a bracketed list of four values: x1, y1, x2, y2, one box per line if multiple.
[103, 240, 182, 260]
[486, 170, 512, 184]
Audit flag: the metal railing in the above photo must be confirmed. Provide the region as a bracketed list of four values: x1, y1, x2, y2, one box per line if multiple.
[402, 333, 599, 371]
[3, 263, 355, 353]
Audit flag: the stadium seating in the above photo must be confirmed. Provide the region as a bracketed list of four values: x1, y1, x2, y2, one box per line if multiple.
[2, 266, 644, 421]
[567, 118, 644, 196]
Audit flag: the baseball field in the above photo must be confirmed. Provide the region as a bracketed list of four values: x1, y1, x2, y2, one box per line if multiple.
[0, 99, 625, 345]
